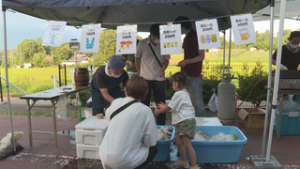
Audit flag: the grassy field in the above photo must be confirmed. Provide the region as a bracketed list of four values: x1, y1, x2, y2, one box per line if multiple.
[0, 49, 273, 95]
[206, 49, 270, 63]
[0, 67, 73, 95]
[169, 49, 271, 65]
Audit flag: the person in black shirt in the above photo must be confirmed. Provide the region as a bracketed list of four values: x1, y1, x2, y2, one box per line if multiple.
[91, 55, 129, 115]
[272, 31, 300, 70]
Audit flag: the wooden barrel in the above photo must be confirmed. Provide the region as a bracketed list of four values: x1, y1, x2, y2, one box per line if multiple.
[74, 68, 89, 89]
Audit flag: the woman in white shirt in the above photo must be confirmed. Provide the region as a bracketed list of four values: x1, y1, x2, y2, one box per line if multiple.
[99, 75, 157, 169]
[154, 72, 199, 169]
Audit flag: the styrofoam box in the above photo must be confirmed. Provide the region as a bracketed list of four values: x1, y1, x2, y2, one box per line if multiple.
[77, 144, 99, 159]
[76, 130, 105, 145]
[187, 126, 247, 163]
[274, 109, 300, 135]
[75, 116, 109, 145]
[153, 125, 175, 162]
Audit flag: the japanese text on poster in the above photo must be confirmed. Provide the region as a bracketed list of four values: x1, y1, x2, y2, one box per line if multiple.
[116, 25, 137, 54]
[160, 24, 182, 55]
[195, 19, 221, 50]
[230, 14, 256, 45]
[42, 21, 67, 47]
[80, 24, 101, 52]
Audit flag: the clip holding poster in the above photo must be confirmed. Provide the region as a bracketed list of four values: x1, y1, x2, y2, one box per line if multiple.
[238, 13, 243, 16]
[124, 23, 130, 26]
[203, 18, 209, 21]
[89, 23, 94, 25]
[167, 22, 173, 26]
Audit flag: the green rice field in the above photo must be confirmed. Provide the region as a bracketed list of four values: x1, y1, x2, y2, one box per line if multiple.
[0, 49, 274, 95]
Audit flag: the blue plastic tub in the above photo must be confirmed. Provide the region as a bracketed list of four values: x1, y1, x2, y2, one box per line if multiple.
[187, 126, 247, 164]
[274, 109, 300, 135]
[152, 125, 175, 162]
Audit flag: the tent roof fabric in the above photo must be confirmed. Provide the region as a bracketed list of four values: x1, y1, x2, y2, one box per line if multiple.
[3, 0, 270, 31]
[3, 0, 225, 8]
[252, 0, 300, 21]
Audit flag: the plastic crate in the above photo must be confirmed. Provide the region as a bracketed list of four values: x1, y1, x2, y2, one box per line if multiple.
[152, 125, 175, 162]
[187, 126, 247, 163]
[76, 144, 99, 159]
[274, 109, 300, 135]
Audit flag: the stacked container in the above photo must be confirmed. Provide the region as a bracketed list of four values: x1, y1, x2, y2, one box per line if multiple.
[75, 116, 109, 159]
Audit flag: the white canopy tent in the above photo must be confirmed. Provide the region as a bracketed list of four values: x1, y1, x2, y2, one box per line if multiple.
[250, 0, 300, 167]
[265, 0, 286, 166]
[3, 1, 298, 167]
[253, 0, 300, 21]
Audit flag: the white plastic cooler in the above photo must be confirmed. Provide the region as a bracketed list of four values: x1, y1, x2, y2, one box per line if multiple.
[75, 116, 109, 159]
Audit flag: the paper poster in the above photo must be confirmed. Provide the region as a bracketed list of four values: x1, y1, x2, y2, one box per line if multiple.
[42, 21, 67, 47]
[80, 24, 101, 52]
[116, 25, 137, 54]
[160, 24, 182, 55]
[195, 19, 221, 50]
[230, 14, 256, 45]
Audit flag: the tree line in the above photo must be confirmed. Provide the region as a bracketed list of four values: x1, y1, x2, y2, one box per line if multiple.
[0, 29, 142, 68]
[220, 29, 296, 51]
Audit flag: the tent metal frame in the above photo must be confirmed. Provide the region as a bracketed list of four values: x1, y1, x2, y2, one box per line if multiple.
[2, 6, 16, 153]
[0, 1, 293, 166]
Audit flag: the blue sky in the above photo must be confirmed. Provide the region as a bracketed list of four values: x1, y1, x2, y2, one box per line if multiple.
[0, 6, 300, 50]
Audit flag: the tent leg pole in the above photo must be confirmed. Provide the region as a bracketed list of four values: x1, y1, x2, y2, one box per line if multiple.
[228, 28, 232, 76]
[74, 50, 76, 68]
[2, 7, 16, 153]
[266, 0, 286, 162]
[27, 99, 33, 147]
[261, 0, 275, 161]
[222, 25, 226, 80]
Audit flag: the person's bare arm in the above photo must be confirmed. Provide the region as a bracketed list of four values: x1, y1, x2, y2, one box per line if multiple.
[154, 102, 171, 116]
[135, 57, 141, 76]
[99, 88, 115, 103]
[177, 49, 205, 67]
[123, 87, 127, 96]
[126, 60, 135, 68]
[160, 60, 169, 77]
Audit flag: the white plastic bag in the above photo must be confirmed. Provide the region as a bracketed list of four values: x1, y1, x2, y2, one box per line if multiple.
[56, 95, 68, 121]
[208, 88, 218, 112]
[0, 131, 24, 159]
[282, 94, 298, 110]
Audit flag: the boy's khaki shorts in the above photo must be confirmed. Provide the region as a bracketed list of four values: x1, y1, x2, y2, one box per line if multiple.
[175, 118, 196, 139]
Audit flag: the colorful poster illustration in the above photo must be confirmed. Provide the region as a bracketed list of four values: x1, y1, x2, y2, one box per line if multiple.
[160, 24, 182, 55]
[116, 25, 137, 54]
[230, 14, 256, 45]
[195, 19, 221, 50]
[42, 21, 67, 47]
[80, 24, 101, 52]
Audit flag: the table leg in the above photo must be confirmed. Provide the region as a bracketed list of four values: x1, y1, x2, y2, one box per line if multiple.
[51, 100, 58, 150]
[277, 94, 283, 139]
[26, 99, 32, 147]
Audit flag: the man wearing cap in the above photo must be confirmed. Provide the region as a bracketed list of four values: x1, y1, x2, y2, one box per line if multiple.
[273, 31, 300, 70]
[135, 24, 170, 125]
[91, 55, 129, 115]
